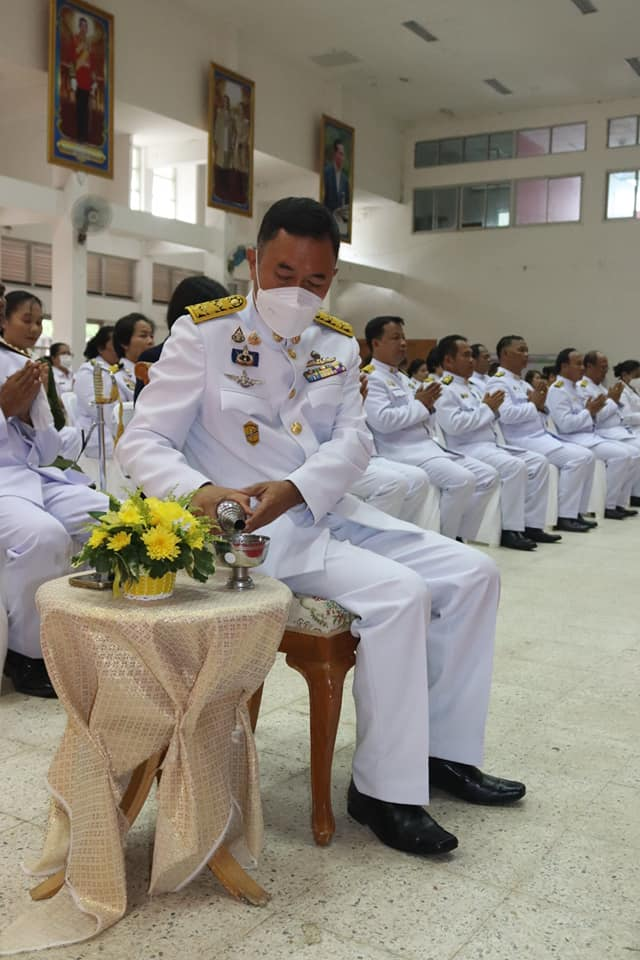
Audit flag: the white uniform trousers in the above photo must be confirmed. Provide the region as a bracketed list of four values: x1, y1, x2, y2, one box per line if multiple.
[590, 439, 639, 508]
[415, 453, 498, 541]
[350, 458, 437, 529]
[0, 483, 109, 658]
[454, 444, 549, 531]
[512, 438, 595, 519]
[283, 523, 499, 805]
[618, 436, 640, 497]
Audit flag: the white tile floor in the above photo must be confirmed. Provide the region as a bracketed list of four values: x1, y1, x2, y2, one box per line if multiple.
[0, 517, 638, 959]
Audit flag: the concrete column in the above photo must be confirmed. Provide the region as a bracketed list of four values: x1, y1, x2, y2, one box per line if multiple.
[51, 175, 89, 362]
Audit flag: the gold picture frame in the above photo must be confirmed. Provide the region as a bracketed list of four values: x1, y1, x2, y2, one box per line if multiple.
[207, 62, 255, 218]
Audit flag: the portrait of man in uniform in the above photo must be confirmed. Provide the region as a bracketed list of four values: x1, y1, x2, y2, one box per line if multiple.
[47, 0, 114, 178]
[208, 63, 255, 217]
[320, 114, 355, 244]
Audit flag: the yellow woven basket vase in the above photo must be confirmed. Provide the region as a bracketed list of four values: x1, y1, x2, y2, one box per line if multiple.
[122, 571, 176, 601]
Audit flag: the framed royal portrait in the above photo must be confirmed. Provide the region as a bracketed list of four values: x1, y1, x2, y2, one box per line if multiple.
[207, 63, 255, 218]
[47, 0, 114, 178]
[320, 114, 355, 245]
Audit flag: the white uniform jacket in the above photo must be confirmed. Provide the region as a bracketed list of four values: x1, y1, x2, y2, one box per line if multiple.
[545, 378, 600, 447]
[435, 373, 503, 446]
[620, 382, 640, 429]
[469, 372, 489, 395]
[363, 361, 457, 463]
[117, 299, 422, 580]
[0, 344, 88, 505]
[52, 366, 74, 395]
[486, 367, 563, 455]
[575, 376, 637, 441]
[114, 357, 137, 403]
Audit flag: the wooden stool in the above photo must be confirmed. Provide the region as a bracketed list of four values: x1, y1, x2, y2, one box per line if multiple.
[249, 595, 357, 847]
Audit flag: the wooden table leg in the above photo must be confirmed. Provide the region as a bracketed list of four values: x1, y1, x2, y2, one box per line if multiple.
[30, 750, 165, 902]
[207, 845, 270, 906]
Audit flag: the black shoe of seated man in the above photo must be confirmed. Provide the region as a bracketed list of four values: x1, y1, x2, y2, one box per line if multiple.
[429, 758, 526, 805]
[500, 530, 537, 551]
[577, 513, 598, 528]
[3, 651, 57, 699]
[604, 507, 627, 520]
[555, 517, 590, 533]
[630, 496, 640, 507]
[616, 505, 638, 517]
[347, 780, 458, 855]
[524, 527, 562, 543]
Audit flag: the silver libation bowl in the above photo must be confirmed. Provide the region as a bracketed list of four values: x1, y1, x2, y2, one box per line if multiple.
[214, 534, 270, 590]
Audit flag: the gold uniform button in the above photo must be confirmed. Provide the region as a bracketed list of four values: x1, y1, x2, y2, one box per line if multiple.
[288, 388, 296, 399]
[287, 348, 297, 359]
[290, 421, 303, 435]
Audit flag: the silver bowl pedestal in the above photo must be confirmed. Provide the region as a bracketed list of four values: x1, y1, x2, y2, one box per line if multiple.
[214, 534, 271, 590]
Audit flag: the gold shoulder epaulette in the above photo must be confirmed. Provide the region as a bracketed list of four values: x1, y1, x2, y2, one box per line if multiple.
[441, 374, 453, 385]
[361, 363, 374, 374]
[187, 295, 246, 324]
[314, 311, 354, 337]
[578, 379, 587, 388]
[494, 370, 505, 377]
[425, 375, 434, 382]
[553, 379, 563, 387]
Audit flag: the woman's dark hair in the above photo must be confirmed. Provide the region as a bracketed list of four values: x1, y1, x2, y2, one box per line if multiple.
[524, 369, 542, 385]
[113, 312, 154, 359]
[407, 358, 426, 378]
[3, 290, 42, 329]
[613, 359, 640, 378]
[84, 325, 115, 360]
[426, 346, 442, 373]
[257, 197, 340, 260]
[49, 341, 68, 359]
[166, 276, 229, 330]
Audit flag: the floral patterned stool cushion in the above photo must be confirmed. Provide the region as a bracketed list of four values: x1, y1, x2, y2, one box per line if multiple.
[286, 594, 356, 636]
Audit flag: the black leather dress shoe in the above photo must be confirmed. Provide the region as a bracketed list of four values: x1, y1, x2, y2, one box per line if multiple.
[347, 780, 458, 854]
[3, 652, 57, 699]
[500, 530, 537, 551]
[524, 527, 562, 543]
[555, 517, 590, 533]
[429, 758, 526, 805]
[604, 507, 626, 520]
[578, 513, 598, 528]
[616, 505, 638, 517]
[630, 496, 640, 507]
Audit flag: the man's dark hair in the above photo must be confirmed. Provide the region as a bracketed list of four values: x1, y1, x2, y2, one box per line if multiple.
[471, 343, 486, 359]
[426, 346, 442, 373]
[365, 315, 404, 350]
[257, 197, 340, 260]
[167, 275, 229, 330]
[407, 358, 426, 378]
[438, 334, 467, 364]
[614, 359, 640, 378]
[541, 365, 556, 379]
[333, 139, 344, 152]
[555, 347, 577, 373]
[496, 334, 524, 358]
[583, 350, 599, 368]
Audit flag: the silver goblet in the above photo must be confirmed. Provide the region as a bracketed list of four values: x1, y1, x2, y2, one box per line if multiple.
[214, 534, 270, 590]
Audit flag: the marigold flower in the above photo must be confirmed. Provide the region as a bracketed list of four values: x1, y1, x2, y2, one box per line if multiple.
[118, 502, 144, 525]
[142, 526, 180, 561]
[107, 531, 132, 552]
[87, 528, 108, 548]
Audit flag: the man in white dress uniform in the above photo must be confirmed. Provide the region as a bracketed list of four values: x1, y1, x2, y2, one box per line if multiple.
[546, 349, 638, 520]
[487, 336, 596, 534]
[435, 335, 557, 551]
[117, 198, 525, 856]
[363, 317, 499, 542]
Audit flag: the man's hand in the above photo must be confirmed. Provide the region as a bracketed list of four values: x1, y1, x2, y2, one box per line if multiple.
[608, 381, 624, 403]
[190, 485, 255, 527]
[586, 394, 606, 416]
[530, 383, 547, 411]
[0, 364, 42, 421]
[359, 371, 368, 403]
[483, 390, 504, 412]
[241, 480, 304, 532]
[415, 381, 441, 411]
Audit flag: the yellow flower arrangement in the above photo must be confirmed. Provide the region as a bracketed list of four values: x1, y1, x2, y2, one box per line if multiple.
[72, 490, 216, 591]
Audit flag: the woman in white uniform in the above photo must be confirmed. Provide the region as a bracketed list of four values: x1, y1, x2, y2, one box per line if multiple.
[614, 359, 640, 433]
[0, 287, 108, 697]
[112, 312, 154, 402]
[49, 341, 74, 395]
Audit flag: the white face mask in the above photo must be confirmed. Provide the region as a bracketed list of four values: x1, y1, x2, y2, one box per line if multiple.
[59, 354, 73, 369]
[254, 255, 323, 340]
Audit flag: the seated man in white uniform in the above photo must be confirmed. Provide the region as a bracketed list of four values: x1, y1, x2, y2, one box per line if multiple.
[435, 334, 556, 551]
[487, 335, 596, 534]
[363, 317, 499, 542]
[547, 349, 638, 520]
[0, 287, 109, 697]
[577, 351, 640, 510]
[117, 197, 525, 856]
[614, 359, 640, 442]
[470, 343, 491, 394]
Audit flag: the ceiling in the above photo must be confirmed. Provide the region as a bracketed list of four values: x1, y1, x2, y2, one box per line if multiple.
[182, 0, 640, 125]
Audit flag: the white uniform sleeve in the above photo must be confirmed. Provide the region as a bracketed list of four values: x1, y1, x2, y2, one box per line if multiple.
[488, 378, 538, 425]
[364, 375, 429, 433]
[546, 386, 592, 433]
[435, 385, 496, 435]
[620, 387, 640, 426]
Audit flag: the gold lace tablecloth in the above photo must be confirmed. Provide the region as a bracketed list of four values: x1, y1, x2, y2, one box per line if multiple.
[0, 571, 292, 955]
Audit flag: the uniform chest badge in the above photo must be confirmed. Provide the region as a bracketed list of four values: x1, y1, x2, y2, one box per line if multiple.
[461, 392, 469, 398]
[232, 346, 259, 367]
[231, 326, 246, 344]
[243, 420, 260, 445]
[303, 352, 347, 383]
[225, 370, 263, 388]
[247, 331, 261, 346]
